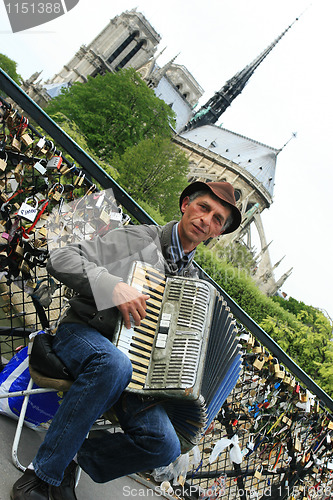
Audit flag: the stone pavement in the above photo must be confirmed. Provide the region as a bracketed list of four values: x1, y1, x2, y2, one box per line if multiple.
[0, 415, 171, 500]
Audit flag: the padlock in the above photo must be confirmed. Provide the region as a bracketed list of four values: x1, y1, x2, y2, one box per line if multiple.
[293, 437, 302, 452]
[60, 164, 72, 175]
[14, 161, 24, 181]
[78, 172, 86, 186]
[110, 211, 123, 222]
[275, 364, 285, 380]
[282, 415, 292, 427]
[288, 376, 296, 391]
[0, 191, 8, 202]
[283, 372, 291, 385]
[11, 135, 21, 152]
[21, 133, 33, 147]
[253, 356, 265, 371]
[33, 161, 47, 175]
[254, 466, 263, 480]
[19, 259, 31, 275]
[45, 141, 56, 159]
[51, 184, 64, 202]
[270, 357, 279, 374]
[18, 197, 39, 222]
[5, 109, 17, 128]
[99, 208, 110, 224]
[38, 226, 48, 238]
[47, 155, 62, 170]
[264, 351, 272, 362]
[252, 340, 262, 354]
[14, 243, 24, 257]
[246, 333, 255, 347]
[300, 391, 308, 403]
[74, 171, 83, 186]
[0, 153, 7, 172]
[35, 136, 46, 151]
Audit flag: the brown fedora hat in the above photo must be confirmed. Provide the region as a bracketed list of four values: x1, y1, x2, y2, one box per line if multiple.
[179, 181, 242, 234]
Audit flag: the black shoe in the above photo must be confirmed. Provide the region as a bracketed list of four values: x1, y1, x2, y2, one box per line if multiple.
[49, 461, 78, 500]
[10, 468, 49, 500]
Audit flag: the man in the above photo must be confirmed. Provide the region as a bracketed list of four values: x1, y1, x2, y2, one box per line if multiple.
[11, 181, 241, 500]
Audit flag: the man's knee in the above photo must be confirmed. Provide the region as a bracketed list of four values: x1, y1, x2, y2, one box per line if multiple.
[159, 431, 181, 466]
[97, 350, 133, 387]
[146, 426, 181, 468]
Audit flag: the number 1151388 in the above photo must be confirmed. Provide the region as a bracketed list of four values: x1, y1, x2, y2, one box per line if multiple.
[5, 3, 62, 14]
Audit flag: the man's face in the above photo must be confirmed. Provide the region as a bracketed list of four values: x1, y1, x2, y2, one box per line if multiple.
[178, 193, 232, 252]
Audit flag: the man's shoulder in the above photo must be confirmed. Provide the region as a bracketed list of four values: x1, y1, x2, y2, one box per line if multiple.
[117, 220, 177, 239]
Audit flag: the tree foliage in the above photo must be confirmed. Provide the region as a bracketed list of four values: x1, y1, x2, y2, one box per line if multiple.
[111, 137, 189, 220]
[0, 54, 22, 98]
[46, 69, 175, 159]
[46, 69, 188, 219]
[195, 244, 333, 396]
[0, 54, 22, 85]
[208, 240, 256, 274]
[45, 112, 118, 180]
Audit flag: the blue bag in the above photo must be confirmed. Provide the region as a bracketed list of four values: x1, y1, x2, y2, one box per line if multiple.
[0, 346, 65, 431]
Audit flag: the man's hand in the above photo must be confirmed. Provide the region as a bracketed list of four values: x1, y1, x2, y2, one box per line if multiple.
[112, 281, 150, 329]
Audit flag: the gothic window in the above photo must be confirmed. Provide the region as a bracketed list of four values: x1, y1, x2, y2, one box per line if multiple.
[115, 38, 146, 70]
[107, 31, 139, 65]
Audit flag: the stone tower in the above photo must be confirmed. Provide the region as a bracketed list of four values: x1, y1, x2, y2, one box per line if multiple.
[49, 9, 161, 84]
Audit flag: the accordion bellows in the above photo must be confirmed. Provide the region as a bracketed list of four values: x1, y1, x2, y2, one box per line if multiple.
[113, 262, 242, 448]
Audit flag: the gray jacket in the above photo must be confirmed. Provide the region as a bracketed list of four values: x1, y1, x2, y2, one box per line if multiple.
[47, 221, 198, 340]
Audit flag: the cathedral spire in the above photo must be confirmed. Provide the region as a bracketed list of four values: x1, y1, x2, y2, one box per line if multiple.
[184, 15, 300, 131]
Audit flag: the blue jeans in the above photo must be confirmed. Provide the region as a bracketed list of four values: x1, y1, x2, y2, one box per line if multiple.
[33, 323, 181, 486]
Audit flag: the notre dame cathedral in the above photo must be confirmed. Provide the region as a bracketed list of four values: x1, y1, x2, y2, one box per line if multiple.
[22, 8, 295, 297]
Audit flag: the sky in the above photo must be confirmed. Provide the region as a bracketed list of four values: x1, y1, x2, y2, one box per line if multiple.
[0, 0, 332, 320]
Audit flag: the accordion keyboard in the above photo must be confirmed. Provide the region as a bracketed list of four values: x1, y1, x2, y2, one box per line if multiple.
[114, 262, 166, 390]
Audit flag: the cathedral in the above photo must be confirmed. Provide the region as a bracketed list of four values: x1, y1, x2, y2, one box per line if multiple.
[22, 8, 296, 296]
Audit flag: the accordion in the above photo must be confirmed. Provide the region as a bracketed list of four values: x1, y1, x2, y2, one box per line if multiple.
[113, 261, 242, 448]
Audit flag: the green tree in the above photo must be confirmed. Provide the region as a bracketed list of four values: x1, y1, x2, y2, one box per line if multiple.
[195, 243, 333, 396]
[0, 53, 22, 85]
[46, 69, 175, 159]
[111, 137, 189, 220]
[45, 112, 118, 180]
[208, 240, 256, 274]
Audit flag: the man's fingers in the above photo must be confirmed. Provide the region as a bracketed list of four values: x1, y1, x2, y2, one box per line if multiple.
[118, 292, 150, 329]
[122, 310, 132, 330]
